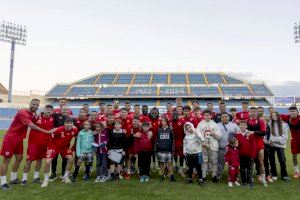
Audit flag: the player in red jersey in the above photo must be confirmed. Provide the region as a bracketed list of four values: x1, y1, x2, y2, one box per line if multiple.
[139, 105, 150, 123]
[74, 108, 88, 130]
[191, 100, 200, 110]
[89, 111, 98, 130]
[247, 107, 268, 187]
[192, 106, 203, 127]
[206, 102, 216, 119]
[0, 99, 56, 191]
[113, 99, 121, 117]
[21, 105, 55, 186]
[176, 106, 184, 118]
[236, 101, 249, 121]
[163, 103, 174, 122]
[124, 100, 134, 117]
[41, 118, 78, 188]
[53, 98, 73, 115]
[170, 110, 186, 177]
[132, 104, 141, 117]
[281, 106, 300, 178]
[149, 107, 161, 168]
[106, 104, 113, 114]
[175, 98, 183, 107]
[230, 107, 240, 124]
[182, 106, 195, 125]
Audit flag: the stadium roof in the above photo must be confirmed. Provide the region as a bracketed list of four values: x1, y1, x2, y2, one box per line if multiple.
[0, 83, 8, 95]
[45, 72, 274, 98]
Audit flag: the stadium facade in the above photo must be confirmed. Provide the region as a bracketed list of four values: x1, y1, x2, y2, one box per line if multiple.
[45, 72, 274, 107]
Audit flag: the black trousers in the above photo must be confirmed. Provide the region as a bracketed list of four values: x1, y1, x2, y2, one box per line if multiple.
[264, 147, 271, 177]
[186, 154, 202, 180]
[269, 147, 288, 178]
[138, 151, 152, 176]
[51, 155, 68, 175]
[240, 156, 253, 184]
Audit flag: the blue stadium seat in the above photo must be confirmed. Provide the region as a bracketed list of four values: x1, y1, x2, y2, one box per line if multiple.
[251, 84, 273, 96]
[221, 86, 251, 96]
[95, 74, 116, 84]
[47, 85, 69, 96]
[188, 74, 206, 84]
[159, 87, 188, 96]
[133, 74, 151, 84]
[98, 86, 127, 96]
[115, 74, 133, 84]
[206, 74, 225, 84]
[190, 86, 220, 96]
[170, 74, 186, 84]
[223, 75, 243, 84]
[128, 86, 157, 96]
[68, 87, 98, 96]
[152, 74, 168, 84]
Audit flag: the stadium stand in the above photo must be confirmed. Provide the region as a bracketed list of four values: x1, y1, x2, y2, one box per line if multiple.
[0, 82, 8, 95]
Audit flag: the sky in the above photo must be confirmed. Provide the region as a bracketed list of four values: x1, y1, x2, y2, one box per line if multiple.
[0, 0, 299, 92]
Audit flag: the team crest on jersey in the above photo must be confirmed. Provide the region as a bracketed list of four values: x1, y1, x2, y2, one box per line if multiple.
[178, 122, 182, 125]
[5, 151, 10, 156]
[61, 132, 65, 137]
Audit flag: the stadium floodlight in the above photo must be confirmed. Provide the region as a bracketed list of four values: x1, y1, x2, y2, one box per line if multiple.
[295, 22, 300, 43]
[0, 21, 27, 103]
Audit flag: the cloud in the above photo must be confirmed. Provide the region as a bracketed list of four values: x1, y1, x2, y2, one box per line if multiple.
[269, 81, 300, 96]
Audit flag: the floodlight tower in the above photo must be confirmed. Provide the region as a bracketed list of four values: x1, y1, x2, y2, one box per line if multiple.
[295, 22, 300, 43]
[0, 21, 27, 103]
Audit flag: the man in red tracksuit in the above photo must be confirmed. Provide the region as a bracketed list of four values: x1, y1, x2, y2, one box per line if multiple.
[225, 137, 240, 187]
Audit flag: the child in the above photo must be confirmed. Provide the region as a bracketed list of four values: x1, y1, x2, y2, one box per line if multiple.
[225, 137, 240, 187]
[196, 110, 221, 182]
[94, 122, 109, 183]
[155, 117, 175, 182]
[72, 121, 95, 182]
[235, 121, 256, 188]
[183, 122, 205, 185]
[107, 119, 126, 180]
[136, 122, 153, 182]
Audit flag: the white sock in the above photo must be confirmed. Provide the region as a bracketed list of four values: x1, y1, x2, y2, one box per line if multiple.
[22, 173, 28, 181]
[261, 174, 266, 183]
[34, 171, 39, 179]
[10, 172, 17, 181]
[44, 173, 49, 181]
[1, 176, 7, 185]
[294, 166, 299, 173]
[63, 171, 70, 178]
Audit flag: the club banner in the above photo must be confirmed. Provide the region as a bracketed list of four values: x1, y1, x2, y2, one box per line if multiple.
[275, 97, 295, 105]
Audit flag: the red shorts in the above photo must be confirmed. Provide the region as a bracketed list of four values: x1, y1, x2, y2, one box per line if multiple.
[46, 148, 73, 159]
[127, 145, 136, 155]
[27, 143, 47, 161]
[0, 137, 23, 158]
[175, 142, 184, 157]
[291, 140, 300, 154]
[254, 137, 264, 153]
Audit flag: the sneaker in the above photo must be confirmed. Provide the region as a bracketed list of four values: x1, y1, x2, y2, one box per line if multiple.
[282, 176, 291, 182]
[212, 176, 219, 183]
[21, 180, 27, 186]
[140, 175, 145, 182]
[187, 178, 193, 184]
[9, 179, 21, 185]
[49, 174, 57, 182]
[33, 178, 42, 183]
[228, 182, 233, 187]
[198, 179, 204, 186]
[1, 183, 12, 191]
[124, 173, 131, 180]
[170, 175, 175, 182]
[272, 176, 278, 181]
[293, 172, 300, 178]
[83, 176, 90, 181]
[160, 175, 165, 182]
[241, 183, 247, 187]
[262, 181, 268, 187]
[41, 180, 49, 188]
[234, 181, 240, 186]
[62, 176, 71, 184]
[100, 176, 109, 183]
[179, 168, 186, 178]
[119, 175, 123, 180]
[266, 176, 273, 183]
[144, 176, 150, 182]
[95, 176, 101, 183]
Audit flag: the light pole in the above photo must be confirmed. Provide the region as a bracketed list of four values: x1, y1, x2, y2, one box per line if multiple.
[0, 21, 27, 103]
[294, 22, 300, 43]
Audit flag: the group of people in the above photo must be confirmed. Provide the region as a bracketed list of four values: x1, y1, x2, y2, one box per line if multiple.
[0, 97, 300, 191]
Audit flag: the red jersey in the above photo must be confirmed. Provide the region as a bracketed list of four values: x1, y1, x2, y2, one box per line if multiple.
[53, 108, 73, 116]
[29, 114, 54, 146]
[192, 116, 203, 128]
[235, 132, 256, 158]
[163, 112, 173, 122]
[150, 117, 161, 142]
[97, 111, 107, 122]
[75, 117, 88, 130]
[170, 118, 185, 143]
[281, 114, 300, 154]
[120, 117, 133, 137]
[4, 109, 35, 140]
[247, 118, 266, 151]
[113, 109, 121, 117]
[236, 110, 249, 121]
[225, 145, 240, 167]
[49, 126, 78, 150]
[139, 114, 151, 123]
